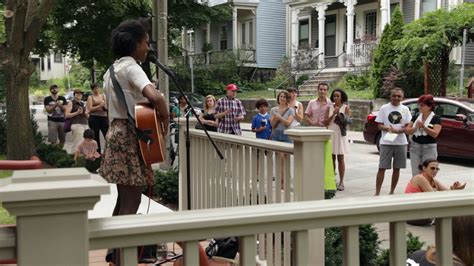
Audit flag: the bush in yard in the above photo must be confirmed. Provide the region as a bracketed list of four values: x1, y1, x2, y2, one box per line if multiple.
[375, 232, 425, 265]
[150, 167, 179, 207]
[36, 143, 74, 168]
[325, 190, 380, 265]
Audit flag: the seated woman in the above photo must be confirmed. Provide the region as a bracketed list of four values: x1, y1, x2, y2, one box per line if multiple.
[405, 158, 466, 226]
[407, 215, 474, 266]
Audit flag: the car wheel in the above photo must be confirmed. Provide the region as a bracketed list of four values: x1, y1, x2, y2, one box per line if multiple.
[375, 133, 381, 152]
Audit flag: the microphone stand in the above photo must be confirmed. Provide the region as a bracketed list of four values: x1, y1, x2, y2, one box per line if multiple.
[148, 53, 224, 210]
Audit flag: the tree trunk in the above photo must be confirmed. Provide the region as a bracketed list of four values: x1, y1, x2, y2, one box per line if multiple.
[5, 58, 34, 160]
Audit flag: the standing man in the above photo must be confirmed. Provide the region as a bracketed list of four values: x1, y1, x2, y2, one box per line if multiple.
[43, 84, 67, 147]
[215, 83, 246, 135]
[305, 83, 331, 126]
[374, 88, 412, 195]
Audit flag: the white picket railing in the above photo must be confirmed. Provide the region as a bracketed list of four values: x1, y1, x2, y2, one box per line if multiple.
[347, 41, 378, 67]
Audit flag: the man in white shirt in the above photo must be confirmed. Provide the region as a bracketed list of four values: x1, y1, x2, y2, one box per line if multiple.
[374, 88, 412, 195]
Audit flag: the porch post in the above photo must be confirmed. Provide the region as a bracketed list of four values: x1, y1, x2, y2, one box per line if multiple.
[0, 168, 110, 265]
[316, 3, 328, 69]
[344, 0, 357, 66]
[286, 127, 333, 266]
[290, 7, 300, 64]
[380, 0, 390, 31]
[178, 117, 198, 211]
[232, 7, 238, 52]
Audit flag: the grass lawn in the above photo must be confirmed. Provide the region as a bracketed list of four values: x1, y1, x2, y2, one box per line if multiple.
[238, 87, 373, 100]
[0, 155, 15, 224]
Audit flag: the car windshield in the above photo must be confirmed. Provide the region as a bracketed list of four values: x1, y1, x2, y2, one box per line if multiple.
[458, 100, 474, 110]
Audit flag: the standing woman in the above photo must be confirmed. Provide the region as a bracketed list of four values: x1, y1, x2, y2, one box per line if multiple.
[270, 91, 295, 143]
[100, 19, 169, 265]
[65, 89, 89, 154]
[86, 83, 109, 153]
[405, 94, 442, 176]
[324, 88, 350, 191]
[287, 87, 303, 126]
[198, 95, 218, 131]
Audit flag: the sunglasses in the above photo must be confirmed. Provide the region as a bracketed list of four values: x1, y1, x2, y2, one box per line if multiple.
[429, 167, 440, 171]
[391, 95, 402, 98]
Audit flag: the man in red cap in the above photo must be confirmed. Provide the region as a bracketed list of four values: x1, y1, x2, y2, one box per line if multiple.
[215, 83, 246, 135]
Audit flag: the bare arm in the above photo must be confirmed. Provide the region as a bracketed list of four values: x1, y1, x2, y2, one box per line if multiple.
[412, 175, 435, 192]
[405, 121, 416, 135]
[323, 107, 333, 127]
[423, 124, 442, 138]
[142, 85, 170, 135]
[64, 102, 75, 119]
[280, 114, 294, 127]
[295, 103, 304, 122]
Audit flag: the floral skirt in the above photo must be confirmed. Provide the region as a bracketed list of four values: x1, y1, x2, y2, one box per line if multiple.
[100, 119, 152, 186]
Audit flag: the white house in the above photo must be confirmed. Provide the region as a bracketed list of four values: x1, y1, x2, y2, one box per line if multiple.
[287, 0, 473, 73]
[30, 52, 70, 81]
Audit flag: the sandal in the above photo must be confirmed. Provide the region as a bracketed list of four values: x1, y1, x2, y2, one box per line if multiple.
[337, 183, 345, 191]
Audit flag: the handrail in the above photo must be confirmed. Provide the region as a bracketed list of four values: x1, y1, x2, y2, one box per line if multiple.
[297, 51, 346, 94]
[87, 190, 474, 249]
[273, 51, 324, 98]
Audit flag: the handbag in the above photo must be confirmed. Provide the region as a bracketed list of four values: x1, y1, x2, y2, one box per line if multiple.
[63, 118, 72, 133]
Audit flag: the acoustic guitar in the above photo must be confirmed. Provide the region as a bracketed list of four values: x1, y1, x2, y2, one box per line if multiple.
[135, 103, 165, 166]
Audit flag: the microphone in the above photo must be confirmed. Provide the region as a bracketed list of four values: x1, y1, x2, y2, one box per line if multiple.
[146, 49, 177, 81]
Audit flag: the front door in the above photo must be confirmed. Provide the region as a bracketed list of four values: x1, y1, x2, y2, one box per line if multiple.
[325, 15, 337, 56]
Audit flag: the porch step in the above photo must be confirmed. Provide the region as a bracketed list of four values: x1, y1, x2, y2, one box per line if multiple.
[297, 71, 346, 96]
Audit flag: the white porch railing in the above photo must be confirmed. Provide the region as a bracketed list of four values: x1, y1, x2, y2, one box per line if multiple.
[347, 41, 378, 67]
[0, 168, 473, 265]
[178, 119, 332, 264]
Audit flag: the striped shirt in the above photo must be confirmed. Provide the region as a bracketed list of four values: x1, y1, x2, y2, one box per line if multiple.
[215, 96, 246, 135]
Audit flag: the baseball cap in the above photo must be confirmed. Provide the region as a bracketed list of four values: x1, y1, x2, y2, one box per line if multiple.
[225, 84, 239, 91]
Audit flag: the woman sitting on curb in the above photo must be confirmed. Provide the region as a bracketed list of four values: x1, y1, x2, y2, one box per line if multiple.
[404, 158, 466, 226]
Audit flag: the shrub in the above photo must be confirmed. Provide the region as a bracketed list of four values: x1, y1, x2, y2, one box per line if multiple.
[375, 232, 425, 265]
[36, 143, 74, 168]
[324, 190, 380, 265]
[296, 74, 309, 86]
[150, 168, 179, 207]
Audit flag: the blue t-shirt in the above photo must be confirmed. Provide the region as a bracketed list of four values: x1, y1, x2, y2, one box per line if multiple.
[251, 113, 272, 139]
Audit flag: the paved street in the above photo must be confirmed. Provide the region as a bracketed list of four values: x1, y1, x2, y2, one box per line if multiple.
[32, 105, 474, 250]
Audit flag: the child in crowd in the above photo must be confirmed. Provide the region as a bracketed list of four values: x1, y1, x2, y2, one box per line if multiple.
[251, 98, 272, 139]
[74, 129, 101, 173]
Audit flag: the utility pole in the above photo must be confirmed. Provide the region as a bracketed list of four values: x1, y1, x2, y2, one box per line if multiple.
[459, 28, 467, 97]
[155, 0, 171, 169]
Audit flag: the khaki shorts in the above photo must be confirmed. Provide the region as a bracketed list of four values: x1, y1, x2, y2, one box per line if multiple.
[379, 144, 407, 169]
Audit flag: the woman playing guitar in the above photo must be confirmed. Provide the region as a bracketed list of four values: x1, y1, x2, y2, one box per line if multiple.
[100, 19, 169, 265]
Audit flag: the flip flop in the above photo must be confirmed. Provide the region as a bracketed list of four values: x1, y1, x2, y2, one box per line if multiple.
[337, 183, 345, 191]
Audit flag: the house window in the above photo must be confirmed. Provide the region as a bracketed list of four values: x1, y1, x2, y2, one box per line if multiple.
[40, 58, 45, 71]
[219, 26, 228, 51]
[421, 0, 436, 16]
[47, 55, 51, 71]
[298, 19, 309, 49]
[239, 21, 254, 49]
[54, 53, 62, 63]
[202, 29, 207, 48]
[365, 11, 377, 39]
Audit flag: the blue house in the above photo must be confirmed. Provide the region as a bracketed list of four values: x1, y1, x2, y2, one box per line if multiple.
[189, 0, 287, 72]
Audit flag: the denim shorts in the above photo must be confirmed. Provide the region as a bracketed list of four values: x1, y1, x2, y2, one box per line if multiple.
[271, 129, 293, 143]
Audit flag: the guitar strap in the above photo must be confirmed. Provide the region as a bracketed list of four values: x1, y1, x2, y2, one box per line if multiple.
[108, 65, 154, 145]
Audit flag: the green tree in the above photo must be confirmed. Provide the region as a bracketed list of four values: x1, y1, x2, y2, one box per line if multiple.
[370, 6, 404, 98]
[394, 3, 474, 96]
[0, 0, 56, 159]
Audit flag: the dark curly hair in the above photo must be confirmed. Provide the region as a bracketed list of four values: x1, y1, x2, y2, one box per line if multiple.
[111, 19, 148, 59]
[83, 129, 95, 140]
[255, 98, 269, 109]
[330, 88, 348, 103]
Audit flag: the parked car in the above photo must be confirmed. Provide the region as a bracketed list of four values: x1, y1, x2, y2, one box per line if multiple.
[169, 91, 205, 112]
[363, 97, 474, 159]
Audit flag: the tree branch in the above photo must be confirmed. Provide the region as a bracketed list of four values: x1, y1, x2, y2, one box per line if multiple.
[24, 0, 40, 31]
[23, 0, 57, 54]
[8, 0, 27, 54]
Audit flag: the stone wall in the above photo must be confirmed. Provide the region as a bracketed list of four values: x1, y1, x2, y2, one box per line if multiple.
[241, 98, 374, 131]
